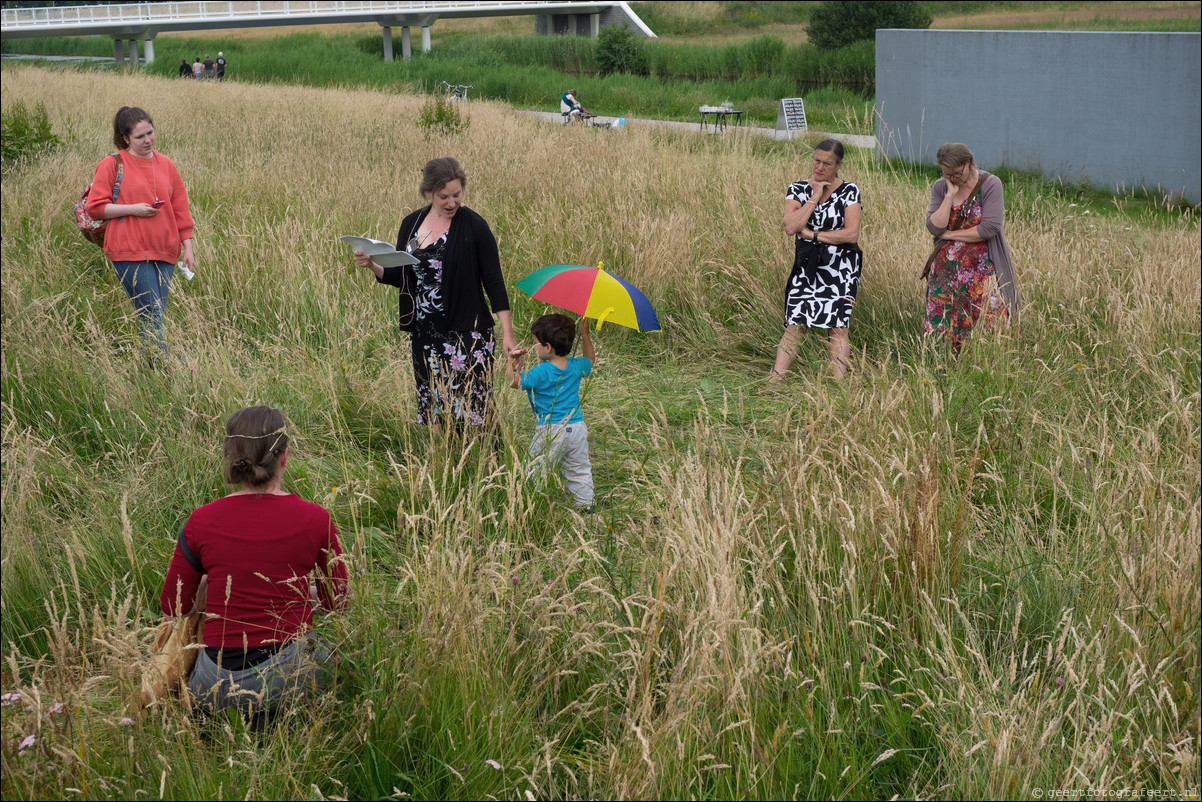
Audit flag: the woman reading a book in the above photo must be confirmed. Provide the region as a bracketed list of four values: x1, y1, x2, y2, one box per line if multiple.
[352, 157, 517, 440]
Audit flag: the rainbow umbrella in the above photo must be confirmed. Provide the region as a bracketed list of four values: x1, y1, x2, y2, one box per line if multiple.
[514, 262, 660, 331]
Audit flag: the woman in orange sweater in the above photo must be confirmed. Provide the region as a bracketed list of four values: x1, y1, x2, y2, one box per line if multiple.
[85, 106, 195, 363]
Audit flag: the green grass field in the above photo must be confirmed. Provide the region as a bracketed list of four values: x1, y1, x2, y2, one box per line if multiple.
[3, 0, 1196, 136]
[1, 58, 1197, 799]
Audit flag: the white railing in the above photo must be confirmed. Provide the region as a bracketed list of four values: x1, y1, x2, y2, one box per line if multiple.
[2, 1, 575, 28]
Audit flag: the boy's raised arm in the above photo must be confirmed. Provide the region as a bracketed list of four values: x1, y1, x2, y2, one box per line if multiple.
[579, 317, 595, 366]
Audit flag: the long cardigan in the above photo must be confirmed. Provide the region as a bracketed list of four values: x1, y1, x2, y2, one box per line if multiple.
[926, 170, 1021, 322]
[378, 204, 510, 332]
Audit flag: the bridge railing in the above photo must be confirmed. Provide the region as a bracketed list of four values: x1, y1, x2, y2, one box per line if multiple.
[2, 1, 538, 28]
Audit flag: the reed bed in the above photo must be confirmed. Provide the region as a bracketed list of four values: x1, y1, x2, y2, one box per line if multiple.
[1, 65, 1198, 800]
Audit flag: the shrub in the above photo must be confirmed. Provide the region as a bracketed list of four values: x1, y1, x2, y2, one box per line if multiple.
[806, 1, 932, 49]
[1, 99, 60, 167]
[416, 93, 468, 137]
[596, 24, 649, 77]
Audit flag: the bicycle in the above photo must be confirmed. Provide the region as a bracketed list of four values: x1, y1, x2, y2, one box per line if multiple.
[438, 81, 474, 101]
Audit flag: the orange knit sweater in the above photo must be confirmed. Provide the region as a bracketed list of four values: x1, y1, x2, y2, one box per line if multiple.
[85, 150, 195, 264]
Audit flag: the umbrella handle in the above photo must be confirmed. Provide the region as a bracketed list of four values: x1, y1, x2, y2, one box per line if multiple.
[596, 307, 614, 330]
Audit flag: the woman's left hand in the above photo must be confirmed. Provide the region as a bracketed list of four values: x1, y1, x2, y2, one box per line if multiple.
[179, 239, 195, 272]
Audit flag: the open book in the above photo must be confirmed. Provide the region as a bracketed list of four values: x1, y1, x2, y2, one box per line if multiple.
[339, 235, 419, 268]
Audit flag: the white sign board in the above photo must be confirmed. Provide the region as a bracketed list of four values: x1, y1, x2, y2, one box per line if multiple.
[776, 98, 808, 140]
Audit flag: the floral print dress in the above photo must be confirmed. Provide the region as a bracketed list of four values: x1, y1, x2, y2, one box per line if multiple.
[923, 188, 1009, 348]
[409, 233, 497, 426]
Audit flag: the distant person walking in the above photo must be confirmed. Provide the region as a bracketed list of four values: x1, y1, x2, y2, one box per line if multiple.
[192, 57, 202, 81]
[179, 59, 192, 79]
[216, 51, 226, 81]
[203, 54, 214, 80]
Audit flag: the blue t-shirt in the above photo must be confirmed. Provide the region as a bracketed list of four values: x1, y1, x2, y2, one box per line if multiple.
[521, 357, 592, 424]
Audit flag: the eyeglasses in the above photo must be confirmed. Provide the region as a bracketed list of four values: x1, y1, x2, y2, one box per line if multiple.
[941, 165, 968, 180]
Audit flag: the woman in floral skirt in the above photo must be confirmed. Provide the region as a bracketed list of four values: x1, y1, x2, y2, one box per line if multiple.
[354, 157, 517, 433]
[924, 143, 1021, 352]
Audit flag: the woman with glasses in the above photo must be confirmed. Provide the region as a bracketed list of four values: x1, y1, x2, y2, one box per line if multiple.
[772, 138, 863, 381]
[923, 143, 1021, 352]
[353, 157, 517, 434]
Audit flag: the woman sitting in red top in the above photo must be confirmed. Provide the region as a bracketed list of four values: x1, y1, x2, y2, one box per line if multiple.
[160, 405, 348, 724]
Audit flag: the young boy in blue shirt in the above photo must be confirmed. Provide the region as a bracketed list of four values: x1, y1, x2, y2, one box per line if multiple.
[507, 313, 595, 508]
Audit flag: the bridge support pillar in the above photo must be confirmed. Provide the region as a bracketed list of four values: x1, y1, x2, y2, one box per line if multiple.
[127, 39, 138, 66]
[589, 13, 600, 37]
[401, 26, 412, 60]
[382, 26, 393, 61]
[113, 38, 125, 64]
[421, 26, 431, 53]
[143, 37, 155, 65]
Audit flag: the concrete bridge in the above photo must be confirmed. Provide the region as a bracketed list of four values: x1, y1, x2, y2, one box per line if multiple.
[0, 1, 653, 66]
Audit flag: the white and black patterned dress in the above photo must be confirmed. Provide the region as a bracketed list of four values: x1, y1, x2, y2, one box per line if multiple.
[783, 180, 863, 329]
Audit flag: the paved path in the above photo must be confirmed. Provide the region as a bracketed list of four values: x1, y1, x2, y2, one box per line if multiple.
[518, 110, 876, 149]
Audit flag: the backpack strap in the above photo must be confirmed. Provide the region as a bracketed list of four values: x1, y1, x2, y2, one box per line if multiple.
[111, 153, 125, 221]
[177, 526, 204, 574]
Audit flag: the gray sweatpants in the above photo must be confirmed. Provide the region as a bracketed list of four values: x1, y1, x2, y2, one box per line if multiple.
[528, 421, 594, 507]
[188, 637, 330, 716]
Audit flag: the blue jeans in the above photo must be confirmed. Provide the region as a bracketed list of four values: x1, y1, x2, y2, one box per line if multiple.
[112, 260, 173, 361]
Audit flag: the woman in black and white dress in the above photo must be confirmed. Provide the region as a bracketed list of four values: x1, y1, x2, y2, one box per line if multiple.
[771, 138, 863, 381]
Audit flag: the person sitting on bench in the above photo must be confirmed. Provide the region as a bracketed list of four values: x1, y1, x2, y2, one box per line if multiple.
[560, 89, 587, 123]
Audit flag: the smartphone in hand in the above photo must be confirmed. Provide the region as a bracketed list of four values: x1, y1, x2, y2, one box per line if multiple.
[151, 199, 166, 209]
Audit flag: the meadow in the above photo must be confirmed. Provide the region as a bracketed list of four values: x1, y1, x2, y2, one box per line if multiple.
[1, 30, 877, 133]
[1, 64, 1199, 800]
[5, 1, 1197, 136]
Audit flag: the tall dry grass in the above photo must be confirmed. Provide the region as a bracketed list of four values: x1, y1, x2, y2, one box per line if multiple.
[1, 64, 1198, 799]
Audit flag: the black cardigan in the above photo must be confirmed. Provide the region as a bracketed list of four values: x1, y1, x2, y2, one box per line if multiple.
[377, 204, 510, 333]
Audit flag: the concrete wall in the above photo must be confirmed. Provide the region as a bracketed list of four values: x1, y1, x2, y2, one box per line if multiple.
[875, 30, 1201, 203]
